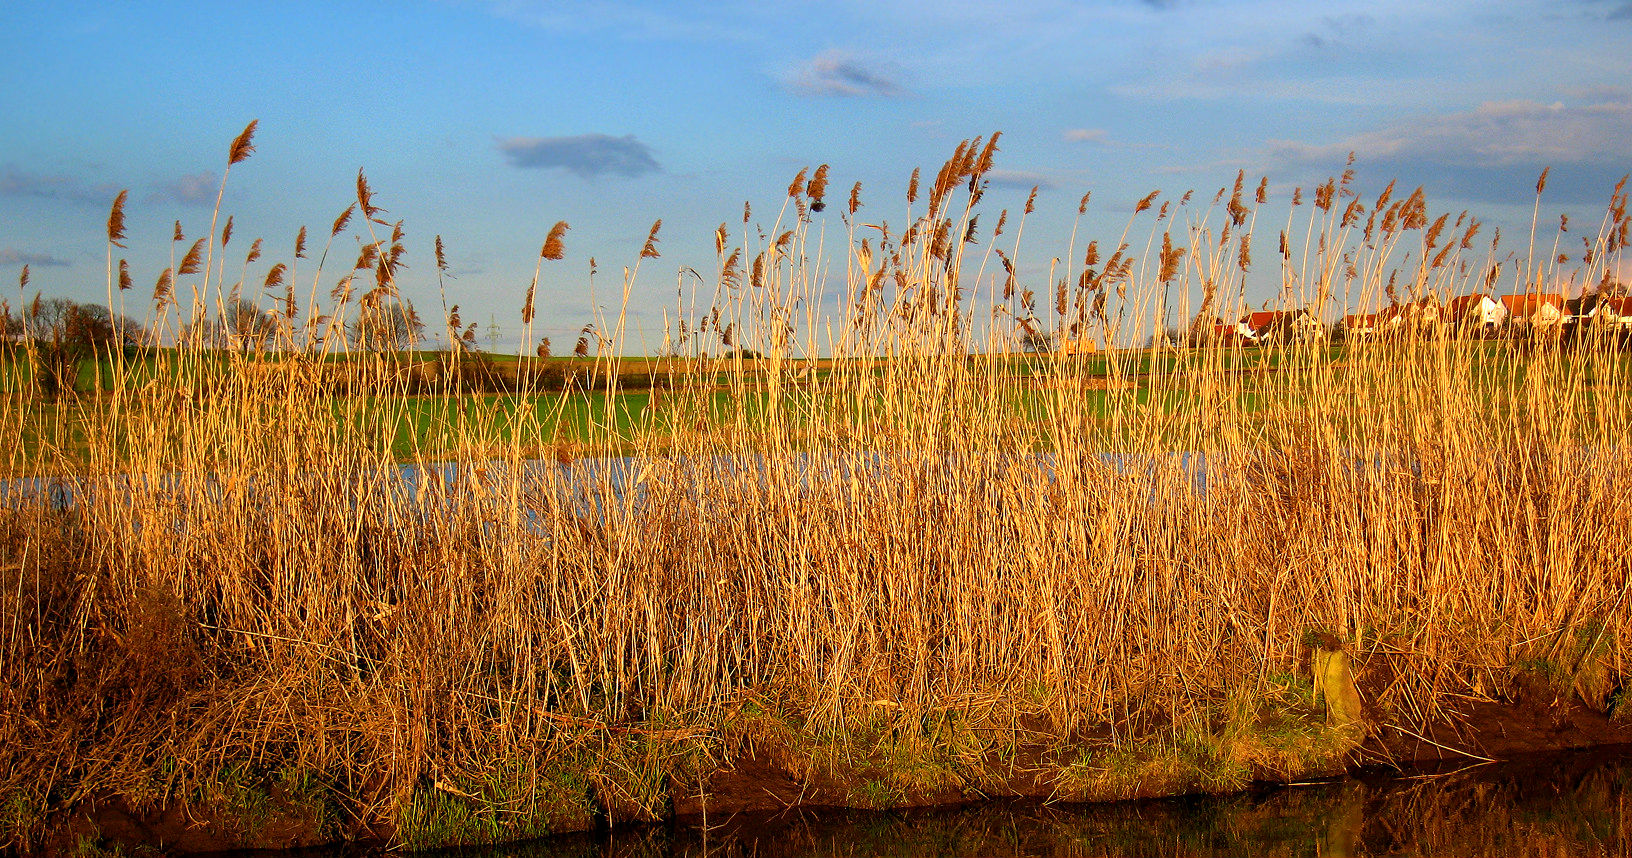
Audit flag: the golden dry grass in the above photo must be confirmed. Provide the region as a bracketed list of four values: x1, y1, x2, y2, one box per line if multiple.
[2, 128, 1630, 849]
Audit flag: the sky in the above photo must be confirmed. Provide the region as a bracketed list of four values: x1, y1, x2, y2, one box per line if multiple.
[2, 0, 1630, 351]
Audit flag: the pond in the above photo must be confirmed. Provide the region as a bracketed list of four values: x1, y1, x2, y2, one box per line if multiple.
[254, 746, 1632, 857]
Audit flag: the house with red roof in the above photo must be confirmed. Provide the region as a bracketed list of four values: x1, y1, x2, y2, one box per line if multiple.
[1209, 318, 1258, 346]
[1341, 313, 1378, 338]
[1245, 309, 1324, 342]
[1444, 294, 1506, 332]
[1499, 293, 1567, 328]
[1564, 293, 1632, 330]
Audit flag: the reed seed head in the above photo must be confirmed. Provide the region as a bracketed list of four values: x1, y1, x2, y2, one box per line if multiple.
[641, 220, 662, 259]
[228, 120, 258, 165]
[542, 221, 570, 260]
[177, 238, 206, 276]
[107, 190, 128, 248]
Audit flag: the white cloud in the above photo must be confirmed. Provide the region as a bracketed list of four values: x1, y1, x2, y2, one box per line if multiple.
[984, 169, 1054, 190]
[148, 172, 217, 205]
[1064, 128, 1109, 143]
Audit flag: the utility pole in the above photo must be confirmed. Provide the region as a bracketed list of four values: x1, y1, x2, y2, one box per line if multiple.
[486, 315, 503, 352]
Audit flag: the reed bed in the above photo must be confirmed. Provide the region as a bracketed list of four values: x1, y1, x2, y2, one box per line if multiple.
[2, 126, 1631, 850]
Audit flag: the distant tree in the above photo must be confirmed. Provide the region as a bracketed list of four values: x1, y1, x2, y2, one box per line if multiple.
[0, 302, 23, 346]
[223, 297, 278, 350]
[20, 298, 144, 397]
[1142, 326, 1183, 349]
[1018, 329, 1054, 353]
[350, 299, 424, 352]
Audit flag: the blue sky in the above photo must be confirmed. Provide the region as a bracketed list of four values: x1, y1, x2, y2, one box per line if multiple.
[2, 0, 1630, 350]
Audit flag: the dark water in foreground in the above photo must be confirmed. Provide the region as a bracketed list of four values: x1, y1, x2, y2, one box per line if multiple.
[275, 747, 1632, 858]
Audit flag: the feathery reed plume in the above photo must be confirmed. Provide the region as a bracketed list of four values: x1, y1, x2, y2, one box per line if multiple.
[1461, 218, 1482, 249]
[1401, 187, 1428, 230]
[106, 190, 128, 248]
[118, 259, 131, 291]
[522, 283, 535, 324]
[848, 181, 862, 215]
[245, 238, 262, 264]
[542, 221, 569, 260]
[1291, 186, 1303, 206]
[331, 204, 355, 238]
[177, 238, 206, 276]
[808, 165, 829, 209]
[19, 265, 28, 290]
[1560, 213, 1570, 233]
[354, 243, 378, 273]
[1078, 191, 1091, 215]
[714, 224, 727, 257]
[1341, 199, 1363, 228]
[1135, 190, 1159, 214]
[1314, 179, 1335, 211]
[228, 120, 258, 165]
[994, 209, 1008, 237]
[294, 226, 308, 259]
[434, 235, 448, 272]
[1425, 213, 1449, 249]
[641, 220, 662, 259]
[787, 167, 807, 198]
[1238, 233, 1251, 272]
[153, 267, 173, 304]
[1255, 176, 1268, 204]
[573, 333, 589, 356]
[173, 220, 184, 242]
[722, 248, 743, 289]
[1158, 231, 1185, 283]
[221, 216, 234, 247]
[907, 168, 920, 204]
[742, 200, 751, 224]
[1537, 167, 1550, 195]
[264, 263, 287, 290]
[1024, 186, 1038, 215]
[973, 132, 1001, 175]
[356, 169, 378, 220]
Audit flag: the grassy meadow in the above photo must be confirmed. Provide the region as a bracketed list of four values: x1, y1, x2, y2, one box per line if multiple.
[3, 125, 1632, 852]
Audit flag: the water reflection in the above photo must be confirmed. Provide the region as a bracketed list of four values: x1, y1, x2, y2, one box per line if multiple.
[432, 748, 1632, 858]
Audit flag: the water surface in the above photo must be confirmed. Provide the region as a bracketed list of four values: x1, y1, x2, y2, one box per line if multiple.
[274, 747, 1632, 857]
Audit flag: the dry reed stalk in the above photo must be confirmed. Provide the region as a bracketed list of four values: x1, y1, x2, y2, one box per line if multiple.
[3, 132, 1631, 852]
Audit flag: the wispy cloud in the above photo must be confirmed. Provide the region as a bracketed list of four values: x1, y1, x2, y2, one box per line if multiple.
[1266, 97, 1632, 202]
[786, 50, 905, 98]
[1300, 13, 1375, 49]
[1064, 128, 1110, 144]
[456, 0, 752, 42]
[0, 248, 71, 267]
[0, 165, 120, 203]
[1269, 98, 1632, 168]
[1063, 127, 1166, 151]
[496, 134, 661, 178]
[985, 169, 1054, 190]
[147, 172, 217, 205]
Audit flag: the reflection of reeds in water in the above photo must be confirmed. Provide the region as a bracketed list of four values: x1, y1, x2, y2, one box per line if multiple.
[417, 752, 1632, 858]
[2, 125, 1632, 849]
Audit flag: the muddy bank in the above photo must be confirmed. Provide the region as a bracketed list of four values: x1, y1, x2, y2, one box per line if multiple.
[33, 690, 1632, 856]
